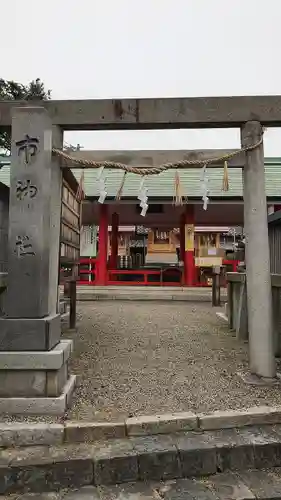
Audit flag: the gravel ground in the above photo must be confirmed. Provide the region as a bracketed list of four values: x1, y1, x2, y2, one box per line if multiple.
[61, 301, 281, 422]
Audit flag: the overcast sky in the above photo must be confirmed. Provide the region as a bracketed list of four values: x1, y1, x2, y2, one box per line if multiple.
[2, 0, 281, 155]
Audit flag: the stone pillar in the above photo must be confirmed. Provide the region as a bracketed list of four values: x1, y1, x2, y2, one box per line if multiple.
[0, 183, 9, 316]
[109, 212, 119, 269]
[0, 107, 76, 414]
[3, 108, 61, 327]
[96, 204, 108, 285]
[241, 121, 276, 378]
[0, 182, 9, 273]
[184, 205, 195, 286]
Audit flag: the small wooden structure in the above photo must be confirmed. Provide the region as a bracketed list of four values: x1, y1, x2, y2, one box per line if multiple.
[60, 169, 81, 281]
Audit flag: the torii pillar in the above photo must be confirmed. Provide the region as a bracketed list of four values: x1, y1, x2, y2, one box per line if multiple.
[241, 121, 276, 379]
[0, 107, 76, 414]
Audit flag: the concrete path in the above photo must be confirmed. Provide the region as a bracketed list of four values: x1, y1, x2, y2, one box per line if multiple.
[64, 301, 281, 422]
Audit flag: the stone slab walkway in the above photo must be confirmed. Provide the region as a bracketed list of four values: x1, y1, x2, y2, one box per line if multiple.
[64, 302, 281, 422]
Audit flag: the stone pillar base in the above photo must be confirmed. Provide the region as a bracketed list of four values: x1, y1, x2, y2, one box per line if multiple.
[0, 340, 76, 415]
[0, 314, 61, 351]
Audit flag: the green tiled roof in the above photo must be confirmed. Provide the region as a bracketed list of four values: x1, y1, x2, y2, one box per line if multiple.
[1, 156, 281, 198]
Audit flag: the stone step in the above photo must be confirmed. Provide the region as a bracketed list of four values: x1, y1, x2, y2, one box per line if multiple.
[7, 470, 281, 499]
[3, 425, 281, 494]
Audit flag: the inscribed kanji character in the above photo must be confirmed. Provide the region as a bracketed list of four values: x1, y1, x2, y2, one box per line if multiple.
[15, 135, 39, 164]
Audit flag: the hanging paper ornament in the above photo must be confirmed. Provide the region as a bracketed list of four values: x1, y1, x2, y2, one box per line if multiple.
[140, 203, 148, 217]
[97, 167, 107, 204]
[203, 195, 209, 211]
[138, 176, 149, 216]
[222, 161, 229, 192]
[96, 166, 104, 181]
[115, 171, 127, 200]
[98, 179, 107, 204]
[140, 189, 148, 217]
[138, 177, 146, 200]
[173, 171, 183, 206]
[200, 163, 209, 211]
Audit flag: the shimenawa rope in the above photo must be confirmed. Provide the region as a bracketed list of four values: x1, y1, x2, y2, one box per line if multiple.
[52, 134, 263, 177]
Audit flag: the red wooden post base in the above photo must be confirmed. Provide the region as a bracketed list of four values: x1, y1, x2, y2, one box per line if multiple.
[109, 212, 119, 269]
[96, 204, 108, 285]
[183, 205, 195, 286]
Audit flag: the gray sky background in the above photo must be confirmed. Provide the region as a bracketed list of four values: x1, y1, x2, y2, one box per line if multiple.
[2, 0, 281, 155]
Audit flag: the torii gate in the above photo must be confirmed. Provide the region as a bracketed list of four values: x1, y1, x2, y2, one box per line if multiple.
[0, 96, 278, 414]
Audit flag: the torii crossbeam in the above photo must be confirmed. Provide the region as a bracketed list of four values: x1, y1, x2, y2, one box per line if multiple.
[1, 95, 281, 130]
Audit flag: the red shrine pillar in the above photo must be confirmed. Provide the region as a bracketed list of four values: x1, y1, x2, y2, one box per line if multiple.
[184, 205, 195, 286]
[96, 204, 108, 285]
[179, 213, 185, 261]
[109, 212, 119, 269]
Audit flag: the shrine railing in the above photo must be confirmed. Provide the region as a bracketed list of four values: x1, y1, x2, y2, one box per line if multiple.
[77, 257, 239, 287]
[78, 257, 97, 284]
[107, 268, 183, 286]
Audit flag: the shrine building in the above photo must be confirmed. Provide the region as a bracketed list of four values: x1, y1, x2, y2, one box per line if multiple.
[1, 151, 281, 287]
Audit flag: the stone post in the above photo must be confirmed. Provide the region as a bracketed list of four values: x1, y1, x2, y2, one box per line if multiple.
[0, 107, 75, 414]
[241, 121, 276, 378]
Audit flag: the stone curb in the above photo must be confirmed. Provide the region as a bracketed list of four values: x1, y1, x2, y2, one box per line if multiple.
[11, 471, 281, 500]
[1, 405, 281, 447]
[2, 425, 281, 493]
[76, 294, 227, 303]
